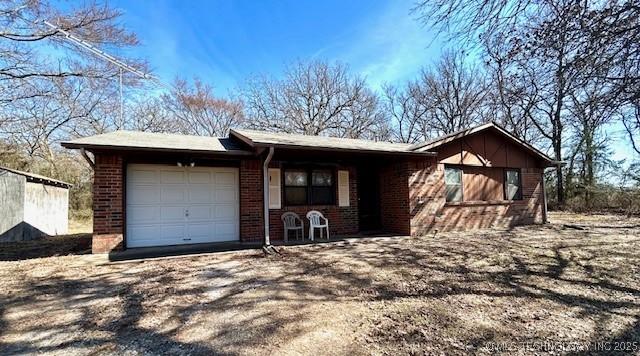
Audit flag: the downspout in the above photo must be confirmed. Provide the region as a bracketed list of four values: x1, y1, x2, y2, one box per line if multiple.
[262, 146, 274, 247]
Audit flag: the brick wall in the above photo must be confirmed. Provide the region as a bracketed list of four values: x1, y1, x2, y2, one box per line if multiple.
[379, 161, 412, 235]
[239, 159, 264, 242]
[409, 163, 545, 235]
[266, 164, 358, 241]
[92, 153, 124, 253]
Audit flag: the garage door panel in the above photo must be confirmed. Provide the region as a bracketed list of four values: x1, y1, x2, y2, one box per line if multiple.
[215, 205, 236, 219]
[188, 185, 214, 203]
[161, 186, 186, 203]
[187, 222, 215, 239]
[128, 206, 160, 224]
[187, 206, 213, 220]
[216, 172, 235, 185]
[189, 171, 212, 184]
[215, 222, 237, 237]
[128, 225, 162, 246]
[129, 169, 158, 184]
[160, 206, 186, 221]
[128, 186, 159, 204]
[215, 189, 235, 202]
[161, 170, 185, 183]
[126, 164, 239, 248]
[160, 224, 185, 240]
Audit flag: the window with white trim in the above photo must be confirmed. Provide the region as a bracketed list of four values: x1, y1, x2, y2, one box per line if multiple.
[444, 166, 463, 202]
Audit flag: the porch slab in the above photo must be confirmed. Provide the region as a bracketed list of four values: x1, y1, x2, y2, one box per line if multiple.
[108, 241, 263, 262]
[107, 233, 409, 262]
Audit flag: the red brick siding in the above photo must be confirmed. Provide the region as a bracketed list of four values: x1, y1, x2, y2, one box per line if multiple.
[408, 157, 441, 235]
[267, 164, 358, 241]
[92, 153, 124, 253]
[239, 159, 264, 242]
[410, 163, 544, 235]
[379, 161, 412, 235]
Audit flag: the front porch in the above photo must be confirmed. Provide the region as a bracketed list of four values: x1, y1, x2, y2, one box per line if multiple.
[261, 148, 417, 243]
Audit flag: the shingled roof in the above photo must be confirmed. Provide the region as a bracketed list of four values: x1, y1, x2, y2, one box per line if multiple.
[229, 129, 433, 155]
[61, 130, 252, 155]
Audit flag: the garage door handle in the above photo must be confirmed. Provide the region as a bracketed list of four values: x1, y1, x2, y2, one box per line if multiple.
[185, 209, 189, 217]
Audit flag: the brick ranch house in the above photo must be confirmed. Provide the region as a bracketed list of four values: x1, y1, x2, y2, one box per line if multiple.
[62, 122, 560, 254]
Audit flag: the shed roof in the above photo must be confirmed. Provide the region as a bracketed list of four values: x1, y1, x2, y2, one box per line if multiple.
[0, 166, 72, 188]
[229, 129, 433, 156]
[61, 130, 252, 155]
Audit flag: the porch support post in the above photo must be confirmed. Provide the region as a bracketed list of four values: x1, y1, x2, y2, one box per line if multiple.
[262, 146, 275, 245]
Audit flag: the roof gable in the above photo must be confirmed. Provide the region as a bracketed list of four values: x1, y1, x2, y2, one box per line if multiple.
[410, 122, 560, 166]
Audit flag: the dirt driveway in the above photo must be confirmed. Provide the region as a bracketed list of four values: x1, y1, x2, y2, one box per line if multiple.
[1, 213, 639, 355]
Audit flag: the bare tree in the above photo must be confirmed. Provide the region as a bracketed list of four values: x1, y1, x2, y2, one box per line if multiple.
[127, 96, 178, 133]
[623, 102, 640, 155]
[382, 83, 429, 143]
[383, 51, 487, 143]
[242, 60, 387, 139]
[420, 51, 487, 135]
[162, 79, 244, 137]
[414, 0, 640, 206]
[0, 0, 143, 188]
[482, 34, 543, 143]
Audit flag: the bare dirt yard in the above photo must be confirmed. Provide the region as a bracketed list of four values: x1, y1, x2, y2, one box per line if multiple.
[1, 212, 639, 355]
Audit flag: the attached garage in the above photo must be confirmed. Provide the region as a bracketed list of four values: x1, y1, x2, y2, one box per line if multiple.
[126, 164, 239, 248]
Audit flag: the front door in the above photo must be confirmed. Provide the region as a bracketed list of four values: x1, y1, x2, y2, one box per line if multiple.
[357, 166, 381, 231]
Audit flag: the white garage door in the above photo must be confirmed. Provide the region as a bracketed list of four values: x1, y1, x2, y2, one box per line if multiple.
[126, 164, 239, 248]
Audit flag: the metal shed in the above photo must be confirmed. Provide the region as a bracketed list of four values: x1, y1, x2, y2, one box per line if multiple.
[0, 167, 72, 242]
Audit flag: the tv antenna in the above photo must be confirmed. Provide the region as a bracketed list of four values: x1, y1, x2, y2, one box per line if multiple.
[39, 20, 172, 123]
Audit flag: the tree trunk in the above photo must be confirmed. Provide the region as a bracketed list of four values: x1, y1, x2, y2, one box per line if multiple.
[584, 127, 594, 209]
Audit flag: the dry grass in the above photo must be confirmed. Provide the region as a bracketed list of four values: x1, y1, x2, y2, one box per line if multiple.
[0, 212, 639, 355]
[68, 217, 92, 234]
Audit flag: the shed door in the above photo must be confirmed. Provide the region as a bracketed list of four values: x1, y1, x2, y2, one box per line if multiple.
[126, 164, 239, 248]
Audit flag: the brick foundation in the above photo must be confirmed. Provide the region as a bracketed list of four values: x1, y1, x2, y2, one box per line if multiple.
[92, 233, 124, 253]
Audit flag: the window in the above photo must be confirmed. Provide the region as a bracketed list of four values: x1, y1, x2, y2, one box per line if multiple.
[284, 170, 308, 205]
[504, 169, 522, 200]
[444, 166, 463, 202]
[311, 170, 334, 205]
[283, 168, 335, 205]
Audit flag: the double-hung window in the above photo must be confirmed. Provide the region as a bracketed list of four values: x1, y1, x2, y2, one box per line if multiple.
[444, 166, 463, 202]
[504, 169, 522, 200]
[284, 168, 335, 205]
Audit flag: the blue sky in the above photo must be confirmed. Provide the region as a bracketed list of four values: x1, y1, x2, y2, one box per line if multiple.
[110, 0, 444, 93]
[106, 0, 633, 166]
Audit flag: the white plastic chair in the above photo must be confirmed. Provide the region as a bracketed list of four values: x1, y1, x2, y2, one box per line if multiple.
[281, 212, 304, 242]
[306, 210, 329, 241]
